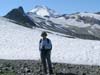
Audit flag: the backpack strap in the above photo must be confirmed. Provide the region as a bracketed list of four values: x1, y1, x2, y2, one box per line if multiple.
[39, 39, 42, 43]
[40, 38, 50, 43]
[47, 38, 50, 43]
[47, 38, 52, 50]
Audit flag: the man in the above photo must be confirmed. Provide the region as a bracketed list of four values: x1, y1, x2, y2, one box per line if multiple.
[39, 31, 53, 75]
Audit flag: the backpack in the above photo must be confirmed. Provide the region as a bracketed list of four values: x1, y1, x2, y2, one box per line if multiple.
[40, 38, 52, 50]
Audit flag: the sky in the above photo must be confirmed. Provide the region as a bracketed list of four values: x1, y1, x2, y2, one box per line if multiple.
[0, 0, 100, 16]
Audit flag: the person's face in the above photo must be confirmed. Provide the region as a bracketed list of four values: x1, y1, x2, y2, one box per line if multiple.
[42, 35, 47, 39]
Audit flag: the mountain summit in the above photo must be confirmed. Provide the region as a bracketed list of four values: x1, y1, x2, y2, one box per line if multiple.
[4, 6, 36, 28]
[29, 5, 57, 17]
[3, 6, 100, 40]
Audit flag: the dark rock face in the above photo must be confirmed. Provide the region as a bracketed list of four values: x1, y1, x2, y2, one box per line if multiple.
[76, 15, 100, 25]
[4, 6, 36, 28]
[95, 12, 100, 14]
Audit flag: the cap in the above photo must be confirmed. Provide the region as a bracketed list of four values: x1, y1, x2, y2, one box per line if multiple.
[41, 31, 47, 37]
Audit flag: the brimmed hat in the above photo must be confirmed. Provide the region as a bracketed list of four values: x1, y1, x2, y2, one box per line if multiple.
[41, 31, 47, 37]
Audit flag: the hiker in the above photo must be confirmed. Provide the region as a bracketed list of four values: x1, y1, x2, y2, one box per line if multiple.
[39, 31, 53, 75]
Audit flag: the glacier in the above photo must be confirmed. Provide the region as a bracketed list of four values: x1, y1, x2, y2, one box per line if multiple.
[0, 17, 100, 66]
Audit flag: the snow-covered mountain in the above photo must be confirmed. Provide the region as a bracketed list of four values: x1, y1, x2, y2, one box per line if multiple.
[1, 17, 100, 66]
[4, 6, 100, 40]
[29, 5, 58, 17]
[27, 6, 100, 40]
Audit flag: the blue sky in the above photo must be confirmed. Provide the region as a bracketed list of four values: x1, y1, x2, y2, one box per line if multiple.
[0, 0, 100, 16]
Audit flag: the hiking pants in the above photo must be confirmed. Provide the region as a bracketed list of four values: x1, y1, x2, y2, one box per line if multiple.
[40, 50, 53, 74]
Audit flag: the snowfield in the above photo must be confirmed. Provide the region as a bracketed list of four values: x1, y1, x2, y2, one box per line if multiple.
[0, 17, 100, 66]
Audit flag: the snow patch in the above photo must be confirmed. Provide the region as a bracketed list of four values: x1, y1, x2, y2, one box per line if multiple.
[1, 17, 100, 66]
